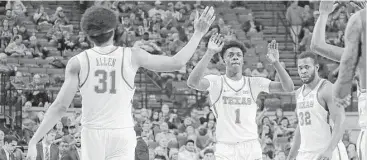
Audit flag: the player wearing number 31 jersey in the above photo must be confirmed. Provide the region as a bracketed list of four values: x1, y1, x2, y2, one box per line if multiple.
[26, 6, 216, 160]
[188, 37, 294, 160]
[287, 52, 348, 160]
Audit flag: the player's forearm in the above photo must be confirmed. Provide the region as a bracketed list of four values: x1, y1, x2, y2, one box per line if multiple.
[287, 127, 301, 160]
[171, 32, 203, 67]
[273, 61, 294, 92]
[28, 104, 67, 145]
[333, 56, 357, 98]
[326, 113, 346, 152]
[187, 50, 215, 87]
[310, 14, 343, 62]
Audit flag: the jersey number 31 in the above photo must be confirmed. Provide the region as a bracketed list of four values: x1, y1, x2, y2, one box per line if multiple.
[94, 70, 117, 94]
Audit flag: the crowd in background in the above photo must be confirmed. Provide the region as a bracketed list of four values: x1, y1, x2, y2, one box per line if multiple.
[0, 0, 361, 160]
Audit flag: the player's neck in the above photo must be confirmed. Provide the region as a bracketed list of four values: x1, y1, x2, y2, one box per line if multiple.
[225, 69, 242, 81]
[305, 76, 321, 89]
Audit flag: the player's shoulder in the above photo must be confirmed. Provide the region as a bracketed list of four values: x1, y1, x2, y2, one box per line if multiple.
[204, 74, 221, 79]
[248, 76, 271, 85]
[318, 79, 332, 96]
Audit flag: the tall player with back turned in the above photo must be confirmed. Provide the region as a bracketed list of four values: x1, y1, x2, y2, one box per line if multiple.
[286, 52, 348, 160]
[187, 35, 294, 159]
[310, 1, 366, 159]
[26, 6, 216, 160]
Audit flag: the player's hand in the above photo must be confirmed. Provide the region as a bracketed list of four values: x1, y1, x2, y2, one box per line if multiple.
[350, 1, 366, 11]
[317, 149, 333, 160]
[333, 94, 352, 108]
[207, 33, 224, 54]
[193, 6, 216, 37]
[26, 143, 37, 160]
[319, 0, 338, 15]
[266, 40, 279, 64]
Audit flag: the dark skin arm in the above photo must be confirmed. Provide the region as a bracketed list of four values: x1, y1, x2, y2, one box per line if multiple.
[333, 11, 362, 99]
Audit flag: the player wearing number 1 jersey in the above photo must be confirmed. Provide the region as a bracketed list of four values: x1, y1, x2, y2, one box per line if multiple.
[287, 52, 348, 160]
[26, 6, 216, 160]
[187, 36, 294, 160]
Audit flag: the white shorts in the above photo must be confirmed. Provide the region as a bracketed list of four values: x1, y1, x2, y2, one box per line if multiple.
[81, 127, 137, 160]
[215, 139, 262, 160]
[297, 142, 348, 160]
[357, 129, 367, 160]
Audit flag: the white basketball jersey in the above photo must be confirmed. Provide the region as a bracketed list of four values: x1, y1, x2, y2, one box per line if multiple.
[296, 79, 332, 152]
[209, 76, 258, 143]
[76, 47, 136, 129]
[358, 90, 367, 128]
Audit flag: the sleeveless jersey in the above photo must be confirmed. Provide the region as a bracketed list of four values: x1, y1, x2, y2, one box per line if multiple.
[76, 47, 136, 129]
[296, 79, 332, 152]
[209, 76, 258, 143]
[358, 8, 367, 129]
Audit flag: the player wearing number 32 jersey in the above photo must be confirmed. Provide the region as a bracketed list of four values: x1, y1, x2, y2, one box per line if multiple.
[287, 52, 348, 160]
[26, 6, 216, 160]
[188, 37, 294, 160]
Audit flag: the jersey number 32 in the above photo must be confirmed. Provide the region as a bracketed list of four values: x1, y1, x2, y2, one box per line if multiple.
[94, 70, 117, 94]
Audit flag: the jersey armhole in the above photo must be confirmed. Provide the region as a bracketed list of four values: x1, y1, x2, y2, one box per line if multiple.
[121, 47, 135, 90]
[247, 77, 257, 103]
[79, 51, 90, 88]
[316, 79, 329, 112]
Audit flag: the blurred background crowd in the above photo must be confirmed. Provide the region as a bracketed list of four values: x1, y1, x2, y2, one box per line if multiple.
[0, 0, 361, 160]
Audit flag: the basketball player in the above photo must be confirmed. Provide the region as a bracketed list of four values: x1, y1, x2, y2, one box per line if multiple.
[26, 6, 216, 160]
[187, 34, 294, 160]
[286, 52, 348, 160]
[310, 1, 366, 159]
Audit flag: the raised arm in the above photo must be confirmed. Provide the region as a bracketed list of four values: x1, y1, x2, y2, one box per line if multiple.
[317, 82, 346, 160]
[27, 57, 80, 159]
[333, 10, 363, 99]
[266, 40, 294, 93]
[132, 6, 216, 72]
[187, 34, 224, 91]
[287, 126, 301, 160]
[310, 1, 344, 62]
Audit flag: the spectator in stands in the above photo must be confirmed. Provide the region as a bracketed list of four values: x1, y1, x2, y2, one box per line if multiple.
[10, 26, 19, 42]
[302, 5, 314, 26]
[4, 9, 17, 28]
[299, 26, 313, 52]
[5, 35, 31, 57]
[36, 129, 59, 160]
[347, 143, 358, 160]
[242, 13, 263, 34]
[62, 131, 81, 160]
[155, 122, 176, 144]
[50, 7, 73, 32]
[0, 135, 17, 160]
[149, 1, 165, 19]
[5, 0, 26, 17]
[202, 149, 215, 160]
[58, 140, 69, 159]
[168, 148, 178, 160]
[154, 138, 170, 159]
[274, 150, 286, 160]
[135, 124, 149, 160]
[133, 32, 162, 55]
[178, 139, 198, 160]
[286, 1, 303, 50]
[1, 19, 12, 49]
[252, 62, 269, 78]
[33, 5, 51, 25]
[332, 12, 348, 32]
[313, 10, 320, 24]
[168, 26, 188, 56]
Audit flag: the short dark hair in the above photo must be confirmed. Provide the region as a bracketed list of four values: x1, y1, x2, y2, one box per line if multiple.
[154, 155, 166, 160]
[220, 40, 247, 59]
[186, 139, 195, 145]
[297, 51, 319, 64]
[80, 6, 117, 45]
[204, 149, 214, 155]
[4, 135, 17, 144]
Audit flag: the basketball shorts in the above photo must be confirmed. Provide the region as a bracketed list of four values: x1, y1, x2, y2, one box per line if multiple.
[81, 127, 137, 160]
[357, 129, 367, 160]
[297, 142, 348, 160]
[215, 139, 262, 160]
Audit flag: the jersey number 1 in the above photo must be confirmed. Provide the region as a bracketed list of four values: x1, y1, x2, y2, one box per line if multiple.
[235, 109, 241, 124]
[94, 70, 117, 94]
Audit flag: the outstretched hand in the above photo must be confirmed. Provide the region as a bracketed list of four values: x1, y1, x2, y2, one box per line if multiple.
[207, 33, 224, 54]
[194, 6, 216, 37]
[266, 40, 279, 64]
